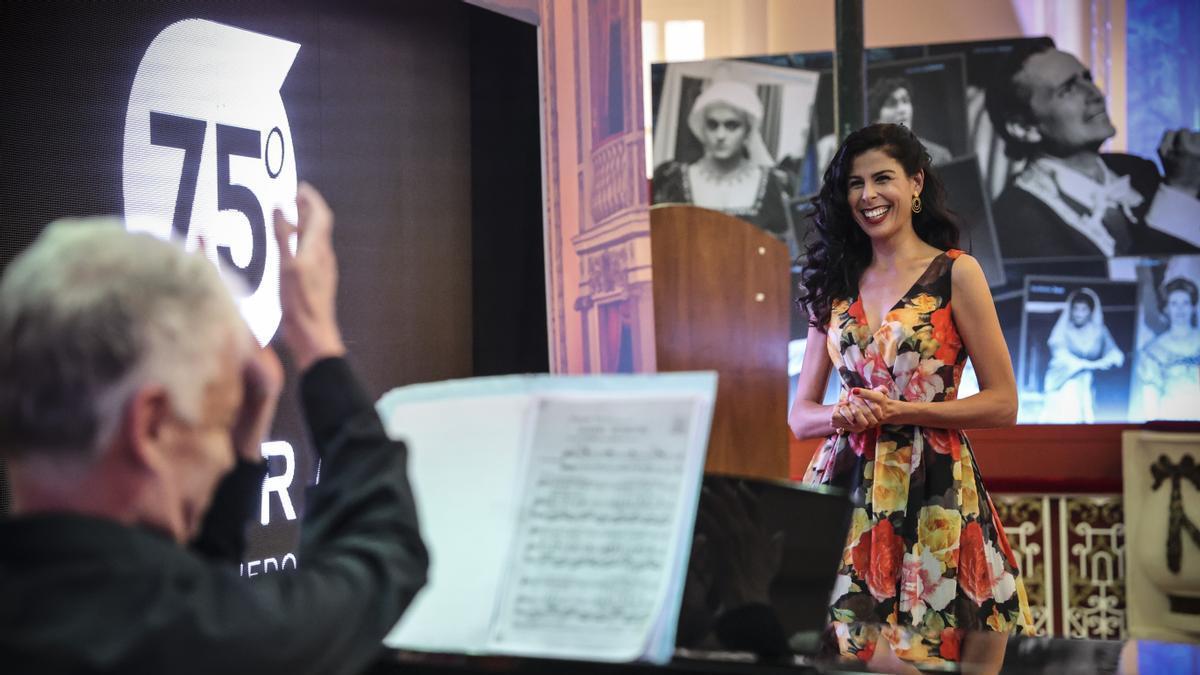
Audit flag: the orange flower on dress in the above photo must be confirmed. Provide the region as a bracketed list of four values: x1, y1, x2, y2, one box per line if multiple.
[946, 249, 964, 260]
[856, 637, 877, 663]
[848, 297, 867, 325]
[865, 519, 905, 601]
[851, 519, 873, 575]
[939, 627, 961, 661]
[958, 520, 992, 605]
[925, 428, 962, 461]
[930, 303, 962, 364]
[990, 497, 1019, 569]
[948, 362, 965, 400]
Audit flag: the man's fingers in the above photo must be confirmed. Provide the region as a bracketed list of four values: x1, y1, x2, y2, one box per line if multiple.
[295, 181, 333, 245]
[247, 346, 285, 398]
[273, 209, 295, 264]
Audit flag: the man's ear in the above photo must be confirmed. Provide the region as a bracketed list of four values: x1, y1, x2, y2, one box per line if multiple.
[1005, 118, 1042, 145]
[122, 384, 173, 471]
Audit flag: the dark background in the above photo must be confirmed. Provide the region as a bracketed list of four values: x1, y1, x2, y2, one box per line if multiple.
[0, 1, 546, 560]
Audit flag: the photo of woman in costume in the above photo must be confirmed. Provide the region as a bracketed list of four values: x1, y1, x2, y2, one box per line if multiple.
[652, 79, 792, 239]
[1134, 277, 1200, 420]
[1037, 287, 1125, 424]
[789, 123, 1029, 673]
[867, 76, 954, 166]
[813, 66, 964, 181]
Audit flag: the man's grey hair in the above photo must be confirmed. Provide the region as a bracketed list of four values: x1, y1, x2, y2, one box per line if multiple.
[0, 219, 250, 461]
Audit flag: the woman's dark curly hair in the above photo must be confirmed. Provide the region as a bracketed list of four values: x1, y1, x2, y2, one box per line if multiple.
[799, 123, 960, 331]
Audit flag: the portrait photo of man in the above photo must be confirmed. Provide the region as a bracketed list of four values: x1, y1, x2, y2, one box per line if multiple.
[987, 43, 1200, 261]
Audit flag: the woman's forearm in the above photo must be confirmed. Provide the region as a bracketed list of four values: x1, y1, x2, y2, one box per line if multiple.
[889, 388, 1018, 429]
[789, 400, 837, 439]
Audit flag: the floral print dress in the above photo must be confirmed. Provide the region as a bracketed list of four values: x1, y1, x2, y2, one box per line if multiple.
[804, 249, 1031, 665]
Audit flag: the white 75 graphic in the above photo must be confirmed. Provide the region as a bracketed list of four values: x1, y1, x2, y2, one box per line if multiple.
[123, 19, 299, 346]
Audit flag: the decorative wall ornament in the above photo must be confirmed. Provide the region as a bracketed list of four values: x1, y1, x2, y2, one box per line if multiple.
[1123, 430, 1200, 642]
[1149, 454, 1200, 576]
[994, 493, 1128, 639]
[1061, 496, 1126, 639]
[994, 495, 1054, 636]
[584, 245, 631, 296]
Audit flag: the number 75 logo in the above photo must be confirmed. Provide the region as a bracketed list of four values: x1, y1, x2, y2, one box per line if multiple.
[123, 19, 299, 346]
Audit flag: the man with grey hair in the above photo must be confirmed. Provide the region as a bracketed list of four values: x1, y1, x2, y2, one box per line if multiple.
[0, 184, 428, 674]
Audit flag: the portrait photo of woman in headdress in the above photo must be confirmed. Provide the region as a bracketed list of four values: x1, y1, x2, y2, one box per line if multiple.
[652, 79, 792, 237]
[1037, 287, 1126, 423]
[651, 59, 820, 244]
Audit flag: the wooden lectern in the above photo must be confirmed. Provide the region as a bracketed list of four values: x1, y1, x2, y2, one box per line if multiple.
[650, 205, 792, 480]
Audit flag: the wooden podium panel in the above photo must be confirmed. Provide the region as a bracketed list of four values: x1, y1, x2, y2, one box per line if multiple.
[650, 205, 791, 480]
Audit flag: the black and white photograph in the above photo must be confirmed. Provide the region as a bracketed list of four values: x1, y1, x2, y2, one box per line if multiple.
[938, 155, 1006, 287]
[811, 54, 969, 175]
[984, 42, 1200, 262]
[651, 58, 819, 243]
[927, 36, 1055, 199]
[1018, 276, 1138, 424]
[1110, 254, 1200, 420]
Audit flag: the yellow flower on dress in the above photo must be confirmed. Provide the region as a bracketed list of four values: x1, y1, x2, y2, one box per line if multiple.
[911, 324, 939, 358]
[894, 630, 933, 663]
[873, 442, 911, 515]
[832, 299, 851, 316]
[986, 607, 1013, 633]
[917, 505, 963, 568]
[959, 453, 981, 517]
[848, 322, 872, 346]
[886, 307, 921, 331]
[909, 293, 940, 314]
[844, 507, 871, 565]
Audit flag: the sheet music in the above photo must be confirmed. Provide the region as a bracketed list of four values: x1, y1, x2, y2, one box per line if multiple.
[377, 372, 715, 663]
[486, 396, 705, 661]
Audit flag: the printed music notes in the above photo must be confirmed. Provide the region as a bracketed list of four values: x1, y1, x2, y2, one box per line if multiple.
[378, 373, 716, 664]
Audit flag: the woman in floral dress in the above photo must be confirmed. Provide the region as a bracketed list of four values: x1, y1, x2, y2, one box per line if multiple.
[788, 124, 1031, 674]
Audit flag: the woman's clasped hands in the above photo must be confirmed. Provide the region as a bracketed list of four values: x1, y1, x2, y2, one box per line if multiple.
[830, 385, 902, 434]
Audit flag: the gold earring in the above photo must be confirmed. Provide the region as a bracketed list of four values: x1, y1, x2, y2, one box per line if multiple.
[911, 194, 923, 213]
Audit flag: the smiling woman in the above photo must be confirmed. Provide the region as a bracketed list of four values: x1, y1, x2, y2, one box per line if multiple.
[789, 124, 1030, 673]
